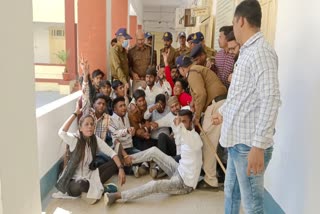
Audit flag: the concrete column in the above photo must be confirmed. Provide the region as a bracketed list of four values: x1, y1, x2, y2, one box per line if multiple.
[0, 0, 41, 213]
[65, 0, 78, 80]
[78, 0, 107, 75]
[111, 0, 129, 36]
[129, 15, 138, 46]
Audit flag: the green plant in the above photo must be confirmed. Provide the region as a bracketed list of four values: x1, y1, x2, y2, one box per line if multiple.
[55, 50, 69, 64]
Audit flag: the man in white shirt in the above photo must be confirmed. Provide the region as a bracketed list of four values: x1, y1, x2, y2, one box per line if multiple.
[139, 67, 166, 106]
[212, 1, 281, 213]
[104, 109, 203, 206]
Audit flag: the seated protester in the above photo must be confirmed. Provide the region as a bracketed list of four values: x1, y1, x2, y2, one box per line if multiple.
[109, 97, 146, 177]
[154, 96, 182, 157]
[56, 107, 125, 205]
[105, 109, 203, 206]
[109, 96, 140, 156]
[174, 78, 192, 107]
[139, 67, 166, 106]
[99, 80, 112, 97]
[128, 90, 158, 152]
[144, 94, 170, 141]
[111, 80, 130, 107]
[128, 90, 159, 177]
[77, 58, 104, 118]
[155, 64, 172, 97]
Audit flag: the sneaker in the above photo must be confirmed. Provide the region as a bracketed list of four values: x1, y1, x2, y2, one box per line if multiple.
[104, 193, 117, 207]
[196, 180, 219, 192]
[132, 165, 140, 178]
[104, 183, 118, 193]
[150, 166, 158, 179]
[81, 192, 99, 205]
[156, 168, 166, 179]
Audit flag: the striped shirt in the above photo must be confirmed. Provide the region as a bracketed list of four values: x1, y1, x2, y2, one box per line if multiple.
[215, 49, 235, 88]
[219, 32, 281, 149]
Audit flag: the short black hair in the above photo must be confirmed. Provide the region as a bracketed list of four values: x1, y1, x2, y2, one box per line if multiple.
[175, 78, 189, 91]
[112, 80, 123, 90]
[159, 64, 165, 68]
[146, 67, 157, 77]
[234, 0, 262, 28]
[226, 31, 236, 42]
[219, 26, 233, 36]
[112, 96, 126, 110]
[99, 80, 111, 88]
[178, 109, 193, 121]
[92, 69, 105, 78]
[93, 93, 110, 104]
[133, 89, 146, 101]
[111, 38, 117, 44]
[155, 94, 166, 104]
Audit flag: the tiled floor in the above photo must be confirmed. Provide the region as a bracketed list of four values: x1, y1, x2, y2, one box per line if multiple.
[45, 175, 227, 214]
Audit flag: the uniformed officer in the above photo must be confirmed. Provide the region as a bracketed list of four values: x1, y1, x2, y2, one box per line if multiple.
[187, 33, 194, 48]
[176, 32, 190, 56]
[145, 32, 153, 46]
[176, 55, 227, 190]
[128, 30, 157, 92]
[110, 28, 132, 88]
[160, 32, 179, 67]
[192, 31, 216, 58]
[190, 43, 216, 71]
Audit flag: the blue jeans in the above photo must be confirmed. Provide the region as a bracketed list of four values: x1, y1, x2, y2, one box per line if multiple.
[224, 144, 273, 214]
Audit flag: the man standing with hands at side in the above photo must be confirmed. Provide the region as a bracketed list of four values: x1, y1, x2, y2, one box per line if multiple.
[212, 1, 281, 213]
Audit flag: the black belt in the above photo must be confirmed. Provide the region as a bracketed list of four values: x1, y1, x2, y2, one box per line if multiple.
[214, 94, 227, 103]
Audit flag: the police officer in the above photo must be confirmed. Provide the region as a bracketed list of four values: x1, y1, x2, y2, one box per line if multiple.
[176, 32, 190, 56]
[187, 33, 194, 48]
[145, 32, 153, 46]
[176, 55, 227, 190]
[160, 32, 179, 67]
[190, 43, 216, 71]
[128, 30, 157, 92]
[110, 28, 132, 88]
[192, 32, 216, 58]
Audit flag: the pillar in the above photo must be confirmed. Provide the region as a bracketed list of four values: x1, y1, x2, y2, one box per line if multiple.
[65, 0, 77, 80]
[78, 0, 107, 75]
[129, 15, 138, 46]
[111, 0, 128, 37]
[0, 0, 41, 213]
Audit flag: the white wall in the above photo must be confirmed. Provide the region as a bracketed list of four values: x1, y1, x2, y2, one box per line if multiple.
[130, 0, 144, 25]
[33, 0, 65, 23]
[0, 0, 41, 213]
[143, 6, 177, 33]
[33, 23, 50, 63]
[33, 22, 65, 63]
[36, 91, 81, 178]
[265, 0, 320, 213]
[0, 179, 2, 214]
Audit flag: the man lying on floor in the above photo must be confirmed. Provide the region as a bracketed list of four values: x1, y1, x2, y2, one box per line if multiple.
[104, 109, 203, 206]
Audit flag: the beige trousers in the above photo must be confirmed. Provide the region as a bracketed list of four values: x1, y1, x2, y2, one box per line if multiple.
[201, 99, 225, 187]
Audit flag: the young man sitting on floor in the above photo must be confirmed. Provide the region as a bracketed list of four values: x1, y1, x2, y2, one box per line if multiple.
[104, 109, 203, 206]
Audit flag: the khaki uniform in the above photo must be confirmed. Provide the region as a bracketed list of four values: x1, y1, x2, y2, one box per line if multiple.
[128, 44, 157, 91]
[176, 46, 190, 57]
[204, 45, 216, 59]
[187, 64, 227, 121]
[187, 64, 227, 188]
[110, 43, 129, 84]
[160, 46, 179, 67]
